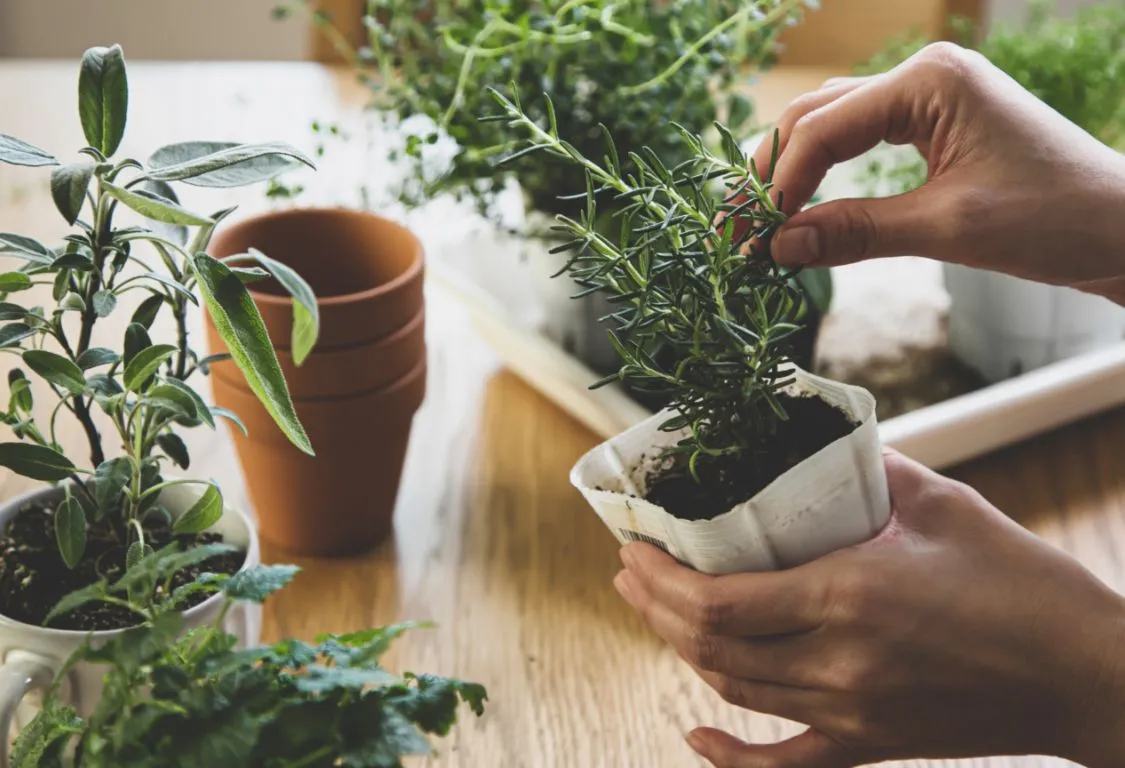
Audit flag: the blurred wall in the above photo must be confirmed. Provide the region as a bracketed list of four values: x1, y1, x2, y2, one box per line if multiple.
[0, 0, 307, 60]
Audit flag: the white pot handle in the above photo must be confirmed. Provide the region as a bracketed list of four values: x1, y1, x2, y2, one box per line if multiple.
[0, 652, 54, 768]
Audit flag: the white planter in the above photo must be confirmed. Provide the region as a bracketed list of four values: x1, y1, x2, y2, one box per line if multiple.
[944, 263, 1125, 383]
[0, 483, 260, 764]
[570, 369, 890, 575]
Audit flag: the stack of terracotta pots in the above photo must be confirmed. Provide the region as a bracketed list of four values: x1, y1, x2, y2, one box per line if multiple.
[206, 208, 426, 556]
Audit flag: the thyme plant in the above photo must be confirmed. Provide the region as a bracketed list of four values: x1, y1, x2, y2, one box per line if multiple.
[487, 87, 812, 493]
[0, 46, 316, 590]
[12, 549, 487, 768]
[280, 0, 812, 220]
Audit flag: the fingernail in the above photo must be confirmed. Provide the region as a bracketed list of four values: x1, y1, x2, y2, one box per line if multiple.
[613, 571, 634, 601]
[685, 731, 703, 751]
[774, 226, 820, 265]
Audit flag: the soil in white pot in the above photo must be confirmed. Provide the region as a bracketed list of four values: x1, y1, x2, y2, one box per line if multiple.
[0, 499, 243, 631]
[643, 394, 858, 521]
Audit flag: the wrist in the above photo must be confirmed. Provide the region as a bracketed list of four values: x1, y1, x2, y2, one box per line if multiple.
[1060, 595, 1125, 767]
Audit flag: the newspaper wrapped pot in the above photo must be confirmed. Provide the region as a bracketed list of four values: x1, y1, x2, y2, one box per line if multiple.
[570, 369, 890, 575]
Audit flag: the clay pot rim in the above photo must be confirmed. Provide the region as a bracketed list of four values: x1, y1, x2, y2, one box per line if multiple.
[225, 207, 424, 309]
[216, 354, 427, 406]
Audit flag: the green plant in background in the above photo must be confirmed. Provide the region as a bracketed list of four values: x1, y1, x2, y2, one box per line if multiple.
[0, 45, 318, 619]
[488, 87, 810, 498]
[280, 0, 812, 221]
[12, 550, 487, 768]
[858, 0, 1125, 196]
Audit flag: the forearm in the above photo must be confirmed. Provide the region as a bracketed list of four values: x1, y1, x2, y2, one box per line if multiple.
[1062, 596, 1125, 767]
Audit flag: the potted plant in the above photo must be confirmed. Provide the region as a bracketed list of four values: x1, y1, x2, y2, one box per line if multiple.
[0, 44, 319, 738]
[858, 0, 1125, 383]
[6, 550, 487, 767]
[487, 88, 889, 574]
[280, 0, 832, 380]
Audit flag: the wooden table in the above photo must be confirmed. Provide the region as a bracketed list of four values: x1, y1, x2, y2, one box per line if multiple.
[0, 60, 1118, 767]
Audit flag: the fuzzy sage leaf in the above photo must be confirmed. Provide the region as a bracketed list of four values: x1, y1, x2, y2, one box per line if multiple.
[78, 45, 128, 157]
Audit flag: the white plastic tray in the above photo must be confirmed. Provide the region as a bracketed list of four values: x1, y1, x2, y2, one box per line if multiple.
[429, 261, 1125, 471]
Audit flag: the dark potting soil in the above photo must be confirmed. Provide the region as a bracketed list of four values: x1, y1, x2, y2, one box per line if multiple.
[0, 502, 244, 631]
[645, 394, 858, 522]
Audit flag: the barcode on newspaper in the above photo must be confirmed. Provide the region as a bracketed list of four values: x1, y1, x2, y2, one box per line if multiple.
[619, 529, 669, 553]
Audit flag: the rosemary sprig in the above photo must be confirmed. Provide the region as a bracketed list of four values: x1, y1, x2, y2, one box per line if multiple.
[487, 87, 808, 485]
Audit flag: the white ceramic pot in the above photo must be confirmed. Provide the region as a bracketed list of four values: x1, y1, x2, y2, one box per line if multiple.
[0, 483, 260, 764]
[570, 369, 890, 575]
[944, 264, 1125, 383]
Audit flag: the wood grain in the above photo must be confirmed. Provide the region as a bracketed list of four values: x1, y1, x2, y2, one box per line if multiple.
[0, 61, 1112, 767]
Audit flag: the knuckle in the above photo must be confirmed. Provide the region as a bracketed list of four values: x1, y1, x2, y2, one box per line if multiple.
[778, 96, 822, 138]
[685, 631, 722, 671]
[837, 203, 878, 259]
[714, 675, 749, 708]
[828, 569, 883, 625]
[911, 41, 980, 85]
[689, 586, 735, 635]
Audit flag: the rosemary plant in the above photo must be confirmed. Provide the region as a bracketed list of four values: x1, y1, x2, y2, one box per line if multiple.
[0, 45, 317, 626]
[13, 550, 487, 768]
[487, 87, 816, 500]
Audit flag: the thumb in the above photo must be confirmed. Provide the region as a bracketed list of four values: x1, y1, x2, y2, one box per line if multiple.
[687, 727, 864, 768]
[772, 187, 953, 268]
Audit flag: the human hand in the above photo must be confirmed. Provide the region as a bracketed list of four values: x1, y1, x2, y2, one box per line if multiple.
[614, 451, 1125, 767]
[746, 42, 1125, 304]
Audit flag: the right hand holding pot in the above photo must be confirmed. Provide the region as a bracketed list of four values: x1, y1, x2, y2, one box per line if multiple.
[754, 42, 1125, 304]
[613, 451, 1125, 767]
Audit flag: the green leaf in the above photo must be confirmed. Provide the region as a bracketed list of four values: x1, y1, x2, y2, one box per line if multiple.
[0, 134, 58, 167]
[78, 45, 128, 157]
[220, 563, 299, 604]
[294, 664, 398, 694]
[102, 180, 211, 226]
[92, 289, 117, 317]
[234, 248, 320, 365]
[55, 490, 87, 570]
[23, 349, 86, 394]
[124, 322, 152, 365]
[51, 251, 94, 271]
[139, 179, 189, 246]
[8, 369, 33, 412]
[94, 457, 132, 520]
[60, 292, 86, 312]
[76, 347, 119, 369]
[794, 267, 833, 314]
[50, 162, 94, 225]
[191, 254, 312, 455]
[131, 294, 164, 329]
[146, 141, 315, 187]
[9, 701, 82, 767]
[135, 272, 199, 304]
[123, 344, 177, 391]
[146, 383, 198, 421]
[0, 322, 35, 348]
[172, 484, 222, 534]
[0, 272, 33, 292]
[126, 540, 153, 570]
[0, 443, 73, 481]
[0, 233, 55, 263]
[163, 377, 214, 428]
[156, 433, 190, 469]
[210, 405, 246, 436]
[0, 302, 26, 321]
[230, 266, 271, 283]
[111, 542, 237, 596]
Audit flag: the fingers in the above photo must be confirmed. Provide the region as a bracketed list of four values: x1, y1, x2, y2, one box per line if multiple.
[615, 569, 821, 686]
[770, 187, 954, 267]
[688, 728, 863, 768]
[618, 543, 823, 637]
[689, 664, 826, 726]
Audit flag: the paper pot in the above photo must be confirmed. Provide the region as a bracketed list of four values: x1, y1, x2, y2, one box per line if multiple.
[0, 484, 260, 763]
[570, 370, 890, 575]
[209, 358, 427, 556]
[945, 264, 1125, 383]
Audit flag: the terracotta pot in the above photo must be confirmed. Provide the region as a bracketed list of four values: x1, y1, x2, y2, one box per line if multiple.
[208, 207, 425, 350]
[206, 308, 426, 400]
[209, 358, 428, 556]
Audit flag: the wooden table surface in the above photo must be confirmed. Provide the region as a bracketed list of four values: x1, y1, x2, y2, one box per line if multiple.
[0, 60, 1118, 767]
